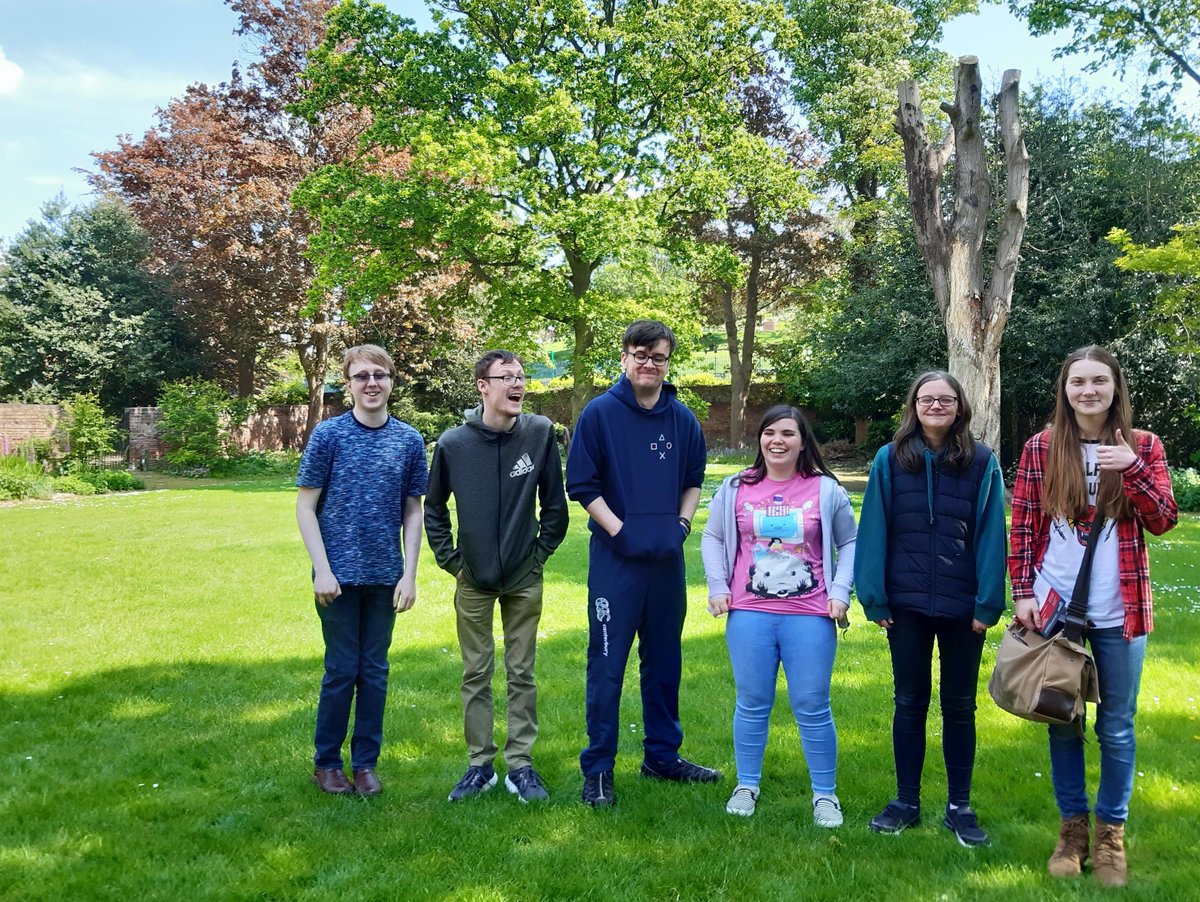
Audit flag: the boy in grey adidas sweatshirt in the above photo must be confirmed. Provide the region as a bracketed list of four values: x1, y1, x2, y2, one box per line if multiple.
[425, 350, 568, 803]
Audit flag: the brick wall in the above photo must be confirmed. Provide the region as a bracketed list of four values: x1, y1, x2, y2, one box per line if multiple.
[124, 407, 165, 465]
[0, 403, 63, 456]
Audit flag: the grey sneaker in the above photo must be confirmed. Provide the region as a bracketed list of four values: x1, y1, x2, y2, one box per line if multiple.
[505, 765, 549, 803]
[813, 795, 843, 828]
[726, 785, 759, 817]
[448, 764, 497, 802]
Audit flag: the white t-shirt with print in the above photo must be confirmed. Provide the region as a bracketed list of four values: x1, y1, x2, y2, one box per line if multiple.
[1036, 440, 1123, 629]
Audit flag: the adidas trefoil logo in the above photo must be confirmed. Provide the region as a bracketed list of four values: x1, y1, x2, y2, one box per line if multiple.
[509, 453, 534, 478]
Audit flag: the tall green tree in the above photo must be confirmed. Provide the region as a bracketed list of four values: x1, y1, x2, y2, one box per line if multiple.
[671, 66, 838, 446]
[0, 196, 197, 412]
[1001, 87, 1200, 460]
[295, 0, 793, 418]
[1010, 0, 1200, 92]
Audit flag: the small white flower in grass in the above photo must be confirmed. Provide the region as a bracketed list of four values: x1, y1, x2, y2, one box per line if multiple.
[152, 783, 159, 788]
[1137, 771, 1144, 777]
[1034, 772, 1043, 778]
[138, 783, 145, 787]
[441, 647, 449, 653]
[25, 756, 32, 760]
[1172, 786, 1180, 792]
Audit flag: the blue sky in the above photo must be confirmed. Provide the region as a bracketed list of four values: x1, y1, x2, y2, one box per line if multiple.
[0, 0, 1192, 245]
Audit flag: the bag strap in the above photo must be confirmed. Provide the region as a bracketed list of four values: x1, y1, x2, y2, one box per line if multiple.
[1063, 498, 1106, 644]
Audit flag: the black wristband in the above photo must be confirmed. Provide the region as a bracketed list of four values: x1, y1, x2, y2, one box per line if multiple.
[678, 516, 691, 536]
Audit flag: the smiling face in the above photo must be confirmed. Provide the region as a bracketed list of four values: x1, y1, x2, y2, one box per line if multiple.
[1065, 358, 1116, 425]
[914, 378, 959, 439]
[478, 358, 526, 425]
[620, 338, 671, 398]
[760, 417, 802, 476]
[346, 357, 393, 419]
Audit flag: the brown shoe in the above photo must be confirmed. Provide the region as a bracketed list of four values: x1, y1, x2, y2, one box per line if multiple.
[1093, 819, 1128, 888]
[1047, 813, 1090, 878]
[312, 767, 355, 795]
[353, 768, 382, 796]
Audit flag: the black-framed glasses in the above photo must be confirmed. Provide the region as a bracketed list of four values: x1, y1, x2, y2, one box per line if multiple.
[349, 372, 393, 384]
[628, 351, 670, 368]
[916, 395, 958, 408]
[482, 374, 526, 386]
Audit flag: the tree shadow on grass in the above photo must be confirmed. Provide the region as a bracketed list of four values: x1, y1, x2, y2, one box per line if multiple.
[3, 624, 1193, 901]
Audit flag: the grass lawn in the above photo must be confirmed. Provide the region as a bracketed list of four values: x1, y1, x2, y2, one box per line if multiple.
[1, 468, 1197, 900]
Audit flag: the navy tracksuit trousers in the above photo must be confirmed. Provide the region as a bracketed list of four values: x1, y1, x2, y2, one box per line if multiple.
[581, 536, 686, 775]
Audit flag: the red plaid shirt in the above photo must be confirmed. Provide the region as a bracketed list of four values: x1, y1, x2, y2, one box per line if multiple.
[1009, 429, 1178, 639]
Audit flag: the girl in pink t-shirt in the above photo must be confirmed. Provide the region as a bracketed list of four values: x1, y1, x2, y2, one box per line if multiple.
[701, 406, 857, 822]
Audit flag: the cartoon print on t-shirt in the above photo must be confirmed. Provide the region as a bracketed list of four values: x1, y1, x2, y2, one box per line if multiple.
[743, 494, 820, 599]
[1052, 507, 1117, 547]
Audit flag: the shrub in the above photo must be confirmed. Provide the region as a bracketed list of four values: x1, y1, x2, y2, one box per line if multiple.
[61, 394, 119, 466]
[676, 372, 729, 387]
[158, 379, 230, 468]
[392, 407, 460, 445]
[1171, 468, 1200, 513]
[674, 386, 710, 422]
[52, 475, 98, 496]
[102, 470, 145, 492]
[0, 455, 54, 500]
[208, 450, 300, 478]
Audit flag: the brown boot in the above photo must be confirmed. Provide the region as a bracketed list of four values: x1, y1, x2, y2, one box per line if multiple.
[1093, 819, 1128, 888]
[1047, 813, 1090, 878]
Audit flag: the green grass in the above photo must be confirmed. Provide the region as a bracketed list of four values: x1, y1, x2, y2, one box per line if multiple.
[1, 473, 1198, 900]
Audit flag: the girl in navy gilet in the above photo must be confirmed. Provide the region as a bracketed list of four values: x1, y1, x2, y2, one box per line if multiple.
[855, 371, 1007, 847]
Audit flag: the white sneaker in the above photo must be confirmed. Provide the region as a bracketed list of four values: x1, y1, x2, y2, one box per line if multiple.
[726, 785, 759, 816]
[813, 794, 843, 828]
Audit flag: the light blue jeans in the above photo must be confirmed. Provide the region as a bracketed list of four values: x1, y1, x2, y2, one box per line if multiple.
[1048, 627, 1147, 824]
[726, 609, 838, 792]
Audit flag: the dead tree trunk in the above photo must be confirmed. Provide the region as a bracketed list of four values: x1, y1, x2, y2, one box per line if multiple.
[895, 57, 1029, 451]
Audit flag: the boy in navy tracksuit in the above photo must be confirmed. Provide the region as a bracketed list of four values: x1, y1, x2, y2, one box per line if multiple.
[566, 320, 721, 807]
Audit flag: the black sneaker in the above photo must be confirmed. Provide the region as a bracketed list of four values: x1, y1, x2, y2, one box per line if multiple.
[505, 765, 550, 803]
[448, 764, 497, 802]
[869, 800, 921, 834]
[943, 804, 990, 847]
[640, 756, 722, 783]
[581, 770, 615, 807]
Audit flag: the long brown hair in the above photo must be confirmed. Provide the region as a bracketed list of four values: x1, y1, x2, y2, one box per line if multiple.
[1043, 346, 1134, 521]
[893, 371, 976, 473]
[740, 405, 837, 485]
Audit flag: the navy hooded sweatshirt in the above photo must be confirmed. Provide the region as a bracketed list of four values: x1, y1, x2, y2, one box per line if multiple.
[566, 375, 706, 561]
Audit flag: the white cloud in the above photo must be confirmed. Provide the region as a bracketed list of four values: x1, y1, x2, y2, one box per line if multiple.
[0, 46, 25, 95]
[32, 53, 195, 104]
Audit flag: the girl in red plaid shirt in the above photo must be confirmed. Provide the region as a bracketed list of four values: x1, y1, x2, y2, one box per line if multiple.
[1009, 345, 1177, 888]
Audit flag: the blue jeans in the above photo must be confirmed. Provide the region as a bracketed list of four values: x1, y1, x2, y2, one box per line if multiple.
[313, 584, 396, 770]
[1048, 627, 1146, 825]
[726, 609, 838, 793]
[886, 608, 986, 807]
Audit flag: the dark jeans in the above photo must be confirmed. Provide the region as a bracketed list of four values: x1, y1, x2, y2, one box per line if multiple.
[886, 607, 986, 807]
[313, 584, 396, 770]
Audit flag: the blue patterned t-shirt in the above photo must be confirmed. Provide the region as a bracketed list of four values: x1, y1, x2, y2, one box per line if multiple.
[297, 412, 429, 586]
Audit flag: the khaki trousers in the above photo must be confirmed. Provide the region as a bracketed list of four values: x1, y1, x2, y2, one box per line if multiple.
[455, 575, 543, 768]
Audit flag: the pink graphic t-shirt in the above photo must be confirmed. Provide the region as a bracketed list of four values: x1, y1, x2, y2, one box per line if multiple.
[730, 473, 828, 615]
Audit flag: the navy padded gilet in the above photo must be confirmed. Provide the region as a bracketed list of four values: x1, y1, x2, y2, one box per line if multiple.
[885, 442, 992, 619]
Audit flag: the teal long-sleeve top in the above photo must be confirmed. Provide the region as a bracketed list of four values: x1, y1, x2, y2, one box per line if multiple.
[854, 442, 1008, 626]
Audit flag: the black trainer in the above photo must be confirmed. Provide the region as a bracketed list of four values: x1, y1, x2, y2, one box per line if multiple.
[505, 765, 550, 803]
[640, 756, 722, 783]
[943, 804, 990, 847]
[869, 800, 921, 834]
[448, 764, 497, 802]
[582, 770, 615, 807]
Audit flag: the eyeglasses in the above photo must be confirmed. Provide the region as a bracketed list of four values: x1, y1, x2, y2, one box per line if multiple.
[482, 374, 526, 386]
[916, 395, 958, 408]
[628, 351, 670, 368]
[349, 372, 393, 384]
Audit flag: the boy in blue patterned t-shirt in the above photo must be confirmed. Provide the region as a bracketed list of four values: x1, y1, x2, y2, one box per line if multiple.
[296, 344, 428, 796]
